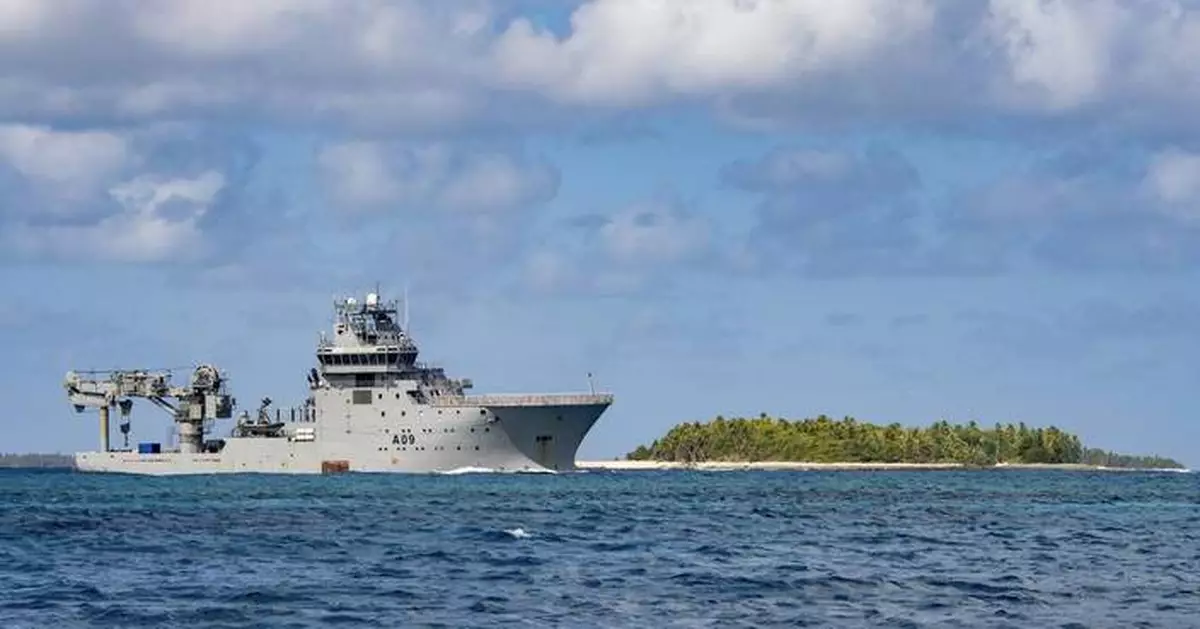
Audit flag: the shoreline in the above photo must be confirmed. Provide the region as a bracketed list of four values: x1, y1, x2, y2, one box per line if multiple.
[575, 460, 1191, 473]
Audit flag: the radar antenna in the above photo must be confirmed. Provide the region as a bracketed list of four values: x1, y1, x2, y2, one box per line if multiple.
[403, 281, 410, 332]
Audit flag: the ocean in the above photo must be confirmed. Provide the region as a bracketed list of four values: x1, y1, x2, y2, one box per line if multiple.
[1, 468, 1197, 628]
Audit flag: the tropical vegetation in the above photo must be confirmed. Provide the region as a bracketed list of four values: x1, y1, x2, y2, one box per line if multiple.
[625, 414, 1186, 469]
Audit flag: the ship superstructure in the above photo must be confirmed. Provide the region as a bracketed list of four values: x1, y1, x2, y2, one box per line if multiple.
[64, 291, 612, 474]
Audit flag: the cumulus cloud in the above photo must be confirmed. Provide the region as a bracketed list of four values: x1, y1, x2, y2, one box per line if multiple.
[982, 0, 1124, 111]
[522, 194, 715, 294]
[0, 0, 1196, 135]
[979, 0, 1200, 123]
[1143, 148, 1200, 219]
[722, 144, 925, 277]
[0, 0, 48, 39]
[0, 124, 132, 203]
[317, 140, 559, 213]
[0, 122, 262, 265]
[491, 0, 936, 106]
[598, 198, 711, 266]
[4, 0, 1200, 283]
[130, 0, 341, 57]
[0, 0, 500, 130]
[6, 170, 225, 263]
[716, 139, 1200, 277]
[936, 145, 1200, 273]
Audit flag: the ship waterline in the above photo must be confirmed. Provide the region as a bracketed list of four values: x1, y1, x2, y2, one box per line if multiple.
[65, 291, 613, 475]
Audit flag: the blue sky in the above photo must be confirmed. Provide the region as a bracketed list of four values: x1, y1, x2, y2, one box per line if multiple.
[2, 0, 1199, 466]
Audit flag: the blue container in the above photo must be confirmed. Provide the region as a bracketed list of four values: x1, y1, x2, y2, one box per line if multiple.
[137, 442, 161, 454]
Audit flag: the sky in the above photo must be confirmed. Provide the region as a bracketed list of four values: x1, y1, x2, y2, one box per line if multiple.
[1, 0, 1198, 466]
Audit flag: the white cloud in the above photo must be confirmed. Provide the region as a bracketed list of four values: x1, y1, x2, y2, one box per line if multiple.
[983, 0, 1123, 111]
[520, 195, 715, 295]
[0, 0, 1198, 133]
[523, 249, 577, 293]
[317, 141, 411, 207]
[0, 0, 46, 39]
[599, 199, 711, 266]
[0, 124, 131, 202]
[1144, 148, 1200, 220]
[437, 152, 560, 213]
[492, 0, 936, 106]
[0, 1, 496, 130]
[723, 148, 853, 189]
[982, 0, 1200, 114]
[317, 140, 558, 213]
[8, 171, 226, 263]
[131, 0, 338, 57]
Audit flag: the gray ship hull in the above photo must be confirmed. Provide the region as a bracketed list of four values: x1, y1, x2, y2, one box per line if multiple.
[65, 291, 613, 476]
[74, 396, 609, 475]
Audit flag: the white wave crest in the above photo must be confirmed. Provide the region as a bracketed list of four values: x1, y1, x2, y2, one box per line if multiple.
[435, 466, 498, 475]
[504, 527, 532, 539]
[433, 466, 560, 475]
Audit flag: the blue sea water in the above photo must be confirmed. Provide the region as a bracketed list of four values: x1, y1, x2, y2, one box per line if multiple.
[1, 469, 1198, 628]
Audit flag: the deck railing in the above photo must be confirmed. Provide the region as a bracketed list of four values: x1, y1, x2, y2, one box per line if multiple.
[429, 393, 614, 407]
[263, 406, 317, 423]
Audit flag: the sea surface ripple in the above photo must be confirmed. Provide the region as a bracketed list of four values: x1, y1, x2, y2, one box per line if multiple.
[1, 468, 1197, 628]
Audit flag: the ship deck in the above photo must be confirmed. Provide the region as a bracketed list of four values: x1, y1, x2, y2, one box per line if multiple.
[430, 393, 613, 407]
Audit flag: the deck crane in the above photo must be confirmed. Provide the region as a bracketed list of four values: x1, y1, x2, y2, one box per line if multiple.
[63, 364, 234, 454]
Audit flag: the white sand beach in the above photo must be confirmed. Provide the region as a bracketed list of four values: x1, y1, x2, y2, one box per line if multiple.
[575, 460, 1190, 472]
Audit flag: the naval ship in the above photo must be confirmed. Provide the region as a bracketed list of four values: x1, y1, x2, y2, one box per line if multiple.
[63, 291, 613, 474]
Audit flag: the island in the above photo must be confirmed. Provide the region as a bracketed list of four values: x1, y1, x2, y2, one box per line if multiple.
[602, 414, 1186, 471]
